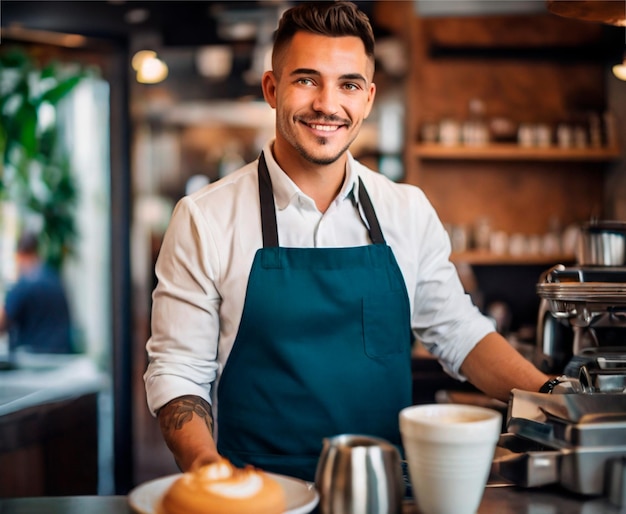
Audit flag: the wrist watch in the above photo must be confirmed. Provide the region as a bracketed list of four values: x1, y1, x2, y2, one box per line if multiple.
[539, 376, 565, 394]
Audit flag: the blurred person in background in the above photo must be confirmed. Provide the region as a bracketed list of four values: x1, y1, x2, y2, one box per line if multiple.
[0, 231, 73, 354]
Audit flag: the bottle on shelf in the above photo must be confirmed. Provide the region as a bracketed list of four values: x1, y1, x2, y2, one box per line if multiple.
[462, 98, 489, 147]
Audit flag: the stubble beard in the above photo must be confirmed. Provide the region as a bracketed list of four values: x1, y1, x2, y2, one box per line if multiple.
[293, 136, 353, 165]
[281, 116, 358, 166]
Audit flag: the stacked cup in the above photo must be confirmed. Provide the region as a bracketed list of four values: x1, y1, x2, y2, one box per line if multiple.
[399, 404, 502, 514]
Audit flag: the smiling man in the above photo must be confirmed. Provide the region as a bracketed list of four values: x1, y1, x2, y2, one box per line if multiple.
[145, 1, 549, 483]
[264, 29, 376, 212]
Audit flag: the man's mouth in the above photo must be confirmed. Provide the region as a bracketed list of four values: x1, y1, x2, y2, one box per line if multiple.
[298, 116, 349, 133]
[308, 123, 340, 132]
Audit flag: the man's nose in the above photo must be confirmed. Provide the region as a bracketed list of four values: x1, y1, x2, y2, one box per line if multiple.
[312, 85, 339, 115]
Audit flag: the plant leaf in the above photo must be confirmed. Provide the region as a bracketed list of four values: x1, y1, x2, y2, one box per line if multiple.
[41, 75, 83, 104]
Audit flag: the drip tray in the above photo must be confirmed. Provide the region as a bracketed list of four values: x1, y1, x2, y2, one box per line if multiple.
[564, 348, 626, 392]
[597, 356, 626, 369]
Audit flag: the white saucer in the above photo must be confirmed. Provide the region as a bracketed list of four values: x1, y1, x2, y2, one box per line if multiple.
[128, 471, 319, 514]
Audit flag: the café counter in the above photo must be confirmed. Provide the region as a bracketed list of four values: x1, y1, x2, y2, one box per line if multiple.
[0, 486, 623, 513]
[0, 353, 108, 497]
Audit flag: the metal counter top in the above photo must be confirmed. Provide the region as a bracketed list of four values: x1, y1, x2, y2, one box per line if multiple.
[0, 486, 622, 514]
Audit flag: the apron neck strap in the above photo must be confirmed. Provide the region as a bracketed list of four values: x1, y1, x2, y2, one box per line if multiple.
[257, 151, 386, 248]
[357, 177, 386, 245]
[258, 152, 279, 248]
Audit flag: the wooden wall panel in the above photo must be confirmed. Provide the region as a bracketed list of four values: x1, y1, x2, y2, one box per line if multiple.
[412, 162, 605, 233]
[423, 14, 604, 48]
[414, 59, 605, 128]
[403, 13, 612, 238]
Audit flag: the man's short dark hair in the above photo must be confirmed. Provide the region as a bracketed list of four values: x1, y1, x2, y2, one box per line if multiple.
[16, 231, 39, 256]
[272, 1, 375, 68]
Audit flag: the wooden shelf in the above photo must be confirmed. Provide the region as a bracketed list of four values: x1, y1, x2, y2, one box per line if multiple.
[450, 250, 575, 266]
[413, 143, 621, 162]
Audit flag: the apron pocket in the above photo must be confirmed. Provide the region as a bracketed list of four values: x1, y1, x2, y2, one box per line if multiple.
[363, 290, 410, 359]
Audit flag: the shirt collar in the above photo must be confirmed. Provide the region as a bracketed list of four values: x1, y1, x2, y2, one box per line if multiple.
[262, 140, 360, 211]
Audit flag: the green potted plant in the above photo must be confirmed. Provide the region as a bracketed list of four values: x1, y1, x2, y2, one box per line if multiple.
[0, 49, 88, 270]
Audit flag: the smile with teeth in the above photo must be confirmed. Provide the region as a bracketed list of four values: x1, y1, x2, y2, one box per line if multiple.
[308, 123, 340, 132]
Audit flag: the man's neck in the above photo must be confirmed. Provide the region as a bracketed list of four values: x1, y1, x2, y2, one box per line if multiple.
[17, 255, 41, 276]
[271, 143, 347, 213]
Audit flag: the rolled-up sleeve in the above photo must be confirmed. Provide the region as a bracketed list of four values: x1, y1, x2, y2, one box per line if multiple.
[408, 194, 495, 380]
[144, 197, 221, 415]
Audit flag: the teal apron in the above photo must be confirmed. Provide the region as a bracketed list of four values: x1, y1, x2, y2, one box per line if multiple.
[217, 152, 413, 482]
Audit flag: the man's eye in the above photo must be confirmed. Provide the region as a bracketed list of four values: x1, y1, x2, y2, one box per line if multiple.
[296, 78, 314, 86]
[343, 83, 359, 91]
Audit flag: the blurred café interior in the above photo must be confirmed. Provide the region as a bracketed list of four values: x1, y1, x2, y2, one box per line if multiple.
[0, 0, 625, 498]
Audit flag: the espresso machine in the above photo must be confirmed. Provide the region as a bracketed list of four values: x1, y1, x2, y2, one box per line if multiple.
[534, 221, 626, 383]
[491, 222, 626, 504]
[535, 264, 626, 382]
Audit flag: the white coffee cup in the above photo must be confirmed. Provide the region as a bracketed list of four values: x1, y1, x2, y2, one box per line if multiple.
[399, 404, 502, 514]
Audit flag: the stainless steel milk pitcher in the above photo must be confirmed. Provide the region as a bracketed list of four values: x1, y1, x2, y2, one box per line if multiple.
[315, 434, 405, 514]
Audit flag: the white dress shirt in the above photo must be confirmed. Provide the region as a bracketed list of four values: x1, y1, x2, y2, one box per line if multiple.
[144, 141, 495, 415]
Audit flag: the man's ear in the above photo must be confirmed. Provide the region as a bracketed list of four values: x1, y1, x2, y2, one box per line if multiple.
[261, 71, 278, 109]
[364, 82, 376, 120]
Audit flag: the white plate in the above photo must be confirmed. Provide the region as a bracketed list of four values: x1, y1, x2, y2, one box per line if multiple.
[128, 471, 319, 514]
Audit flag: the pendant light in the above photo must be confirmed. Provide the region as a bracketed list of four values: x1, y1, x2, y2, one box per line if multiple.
[613, 51, 626, 81]
[132, 50, 168, 84]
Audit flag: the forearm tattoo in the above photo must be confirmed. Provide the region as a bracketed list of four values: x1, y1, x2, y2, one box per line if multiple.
[159, 395, 214, 435]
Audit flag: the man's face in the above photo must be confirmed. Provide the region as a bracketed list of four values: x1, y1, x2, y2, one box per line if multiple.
[262, 31, 376, 167]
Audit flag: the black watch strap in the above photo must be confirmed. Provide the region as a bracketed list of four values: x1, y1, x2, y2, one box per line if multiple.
[539, 377, 562, 394]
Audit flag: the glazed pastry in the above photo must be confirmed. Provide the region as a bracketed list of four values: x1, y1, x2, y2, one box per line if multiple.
[161, 458, 286, 514]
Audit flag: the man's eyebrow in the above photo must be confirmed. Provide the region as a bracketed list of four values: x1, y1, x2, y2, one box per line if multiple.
[290, 68, 320, 76]
[340, 73, 367, 83]
[290, 68, 367, 83]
